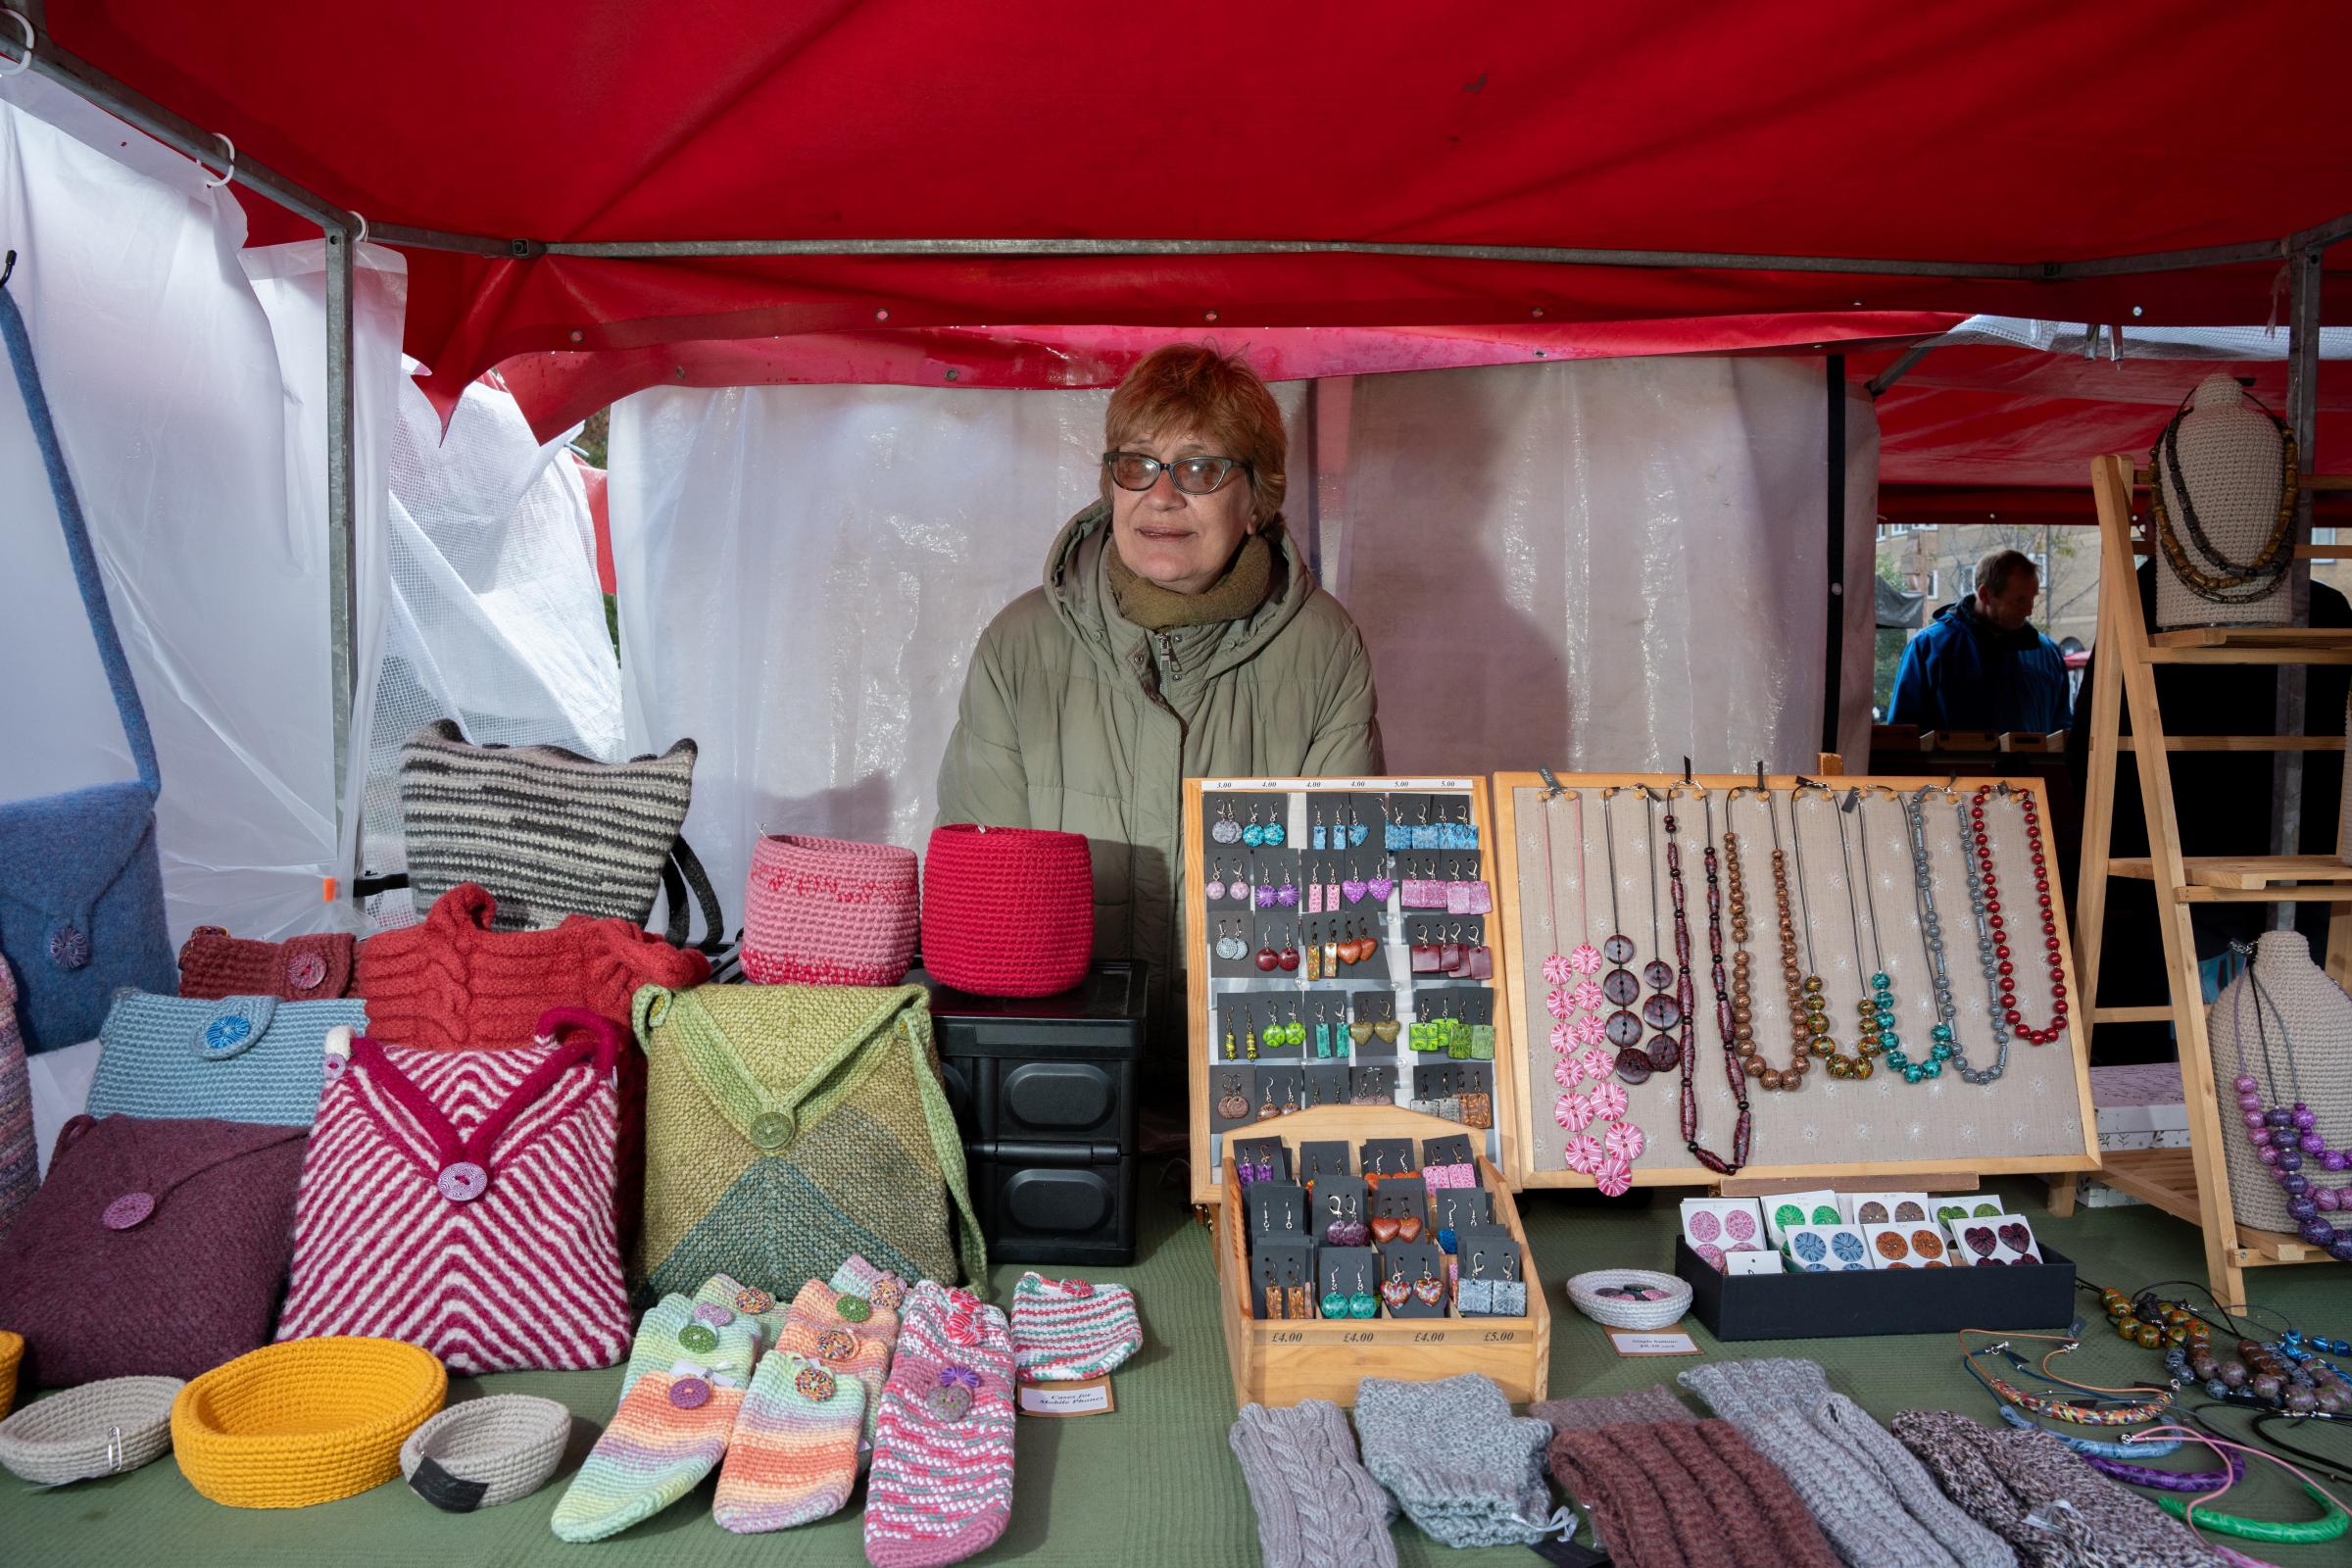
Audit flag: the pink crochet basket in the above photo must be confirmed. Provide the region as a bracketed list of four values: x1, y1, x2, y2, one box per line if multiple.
[920, 825, 1093, 998]
[741, 834, 920, 987]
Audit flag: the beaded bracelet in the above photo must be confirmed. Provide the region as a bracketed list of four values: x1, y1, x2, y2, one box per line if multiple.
[1964, 1340, 2173, 1426]
[2155, 1485, 2349, 1545]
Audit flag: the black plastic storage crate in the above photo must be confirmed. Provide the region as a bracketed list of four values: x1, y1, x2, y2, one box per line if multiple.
[915, 961, 1149, 1266]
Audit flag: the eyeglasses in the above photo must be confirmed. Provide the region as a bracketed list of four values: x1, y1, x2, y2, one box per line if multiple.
[1103, 450, 1249, 496]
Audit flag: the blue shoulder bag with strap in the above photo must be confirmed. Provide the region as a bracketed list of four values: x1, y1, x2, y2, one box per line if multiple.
[0, 254, 175, 1051]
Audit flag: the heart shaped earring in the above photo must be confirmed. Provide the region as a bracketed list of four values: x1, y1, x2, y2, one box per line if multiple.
[1373, 1017, 1401, 1045]
[1370, 1215, 1400, 1245]
[1342, 874, 1367, 905]
[1349, 1020, 1375, 1047]
[1379, 1268, 1410, 1311]
[1366, 871, 1396, 903]
[1396, 1214, 1423, 1243]
[1412, 1270, 1444, 1306]
[1997, 1222, 2032, 1254]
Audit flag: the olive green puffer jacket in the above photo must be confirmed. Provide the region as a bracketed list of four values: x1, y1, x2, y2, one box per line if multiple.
[935, 503, 1383, 1055]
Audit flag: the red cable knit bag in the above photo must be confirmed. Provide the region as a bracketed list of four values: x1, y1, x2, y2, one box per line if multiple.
[0, 1113, 308, 1388]
[920, 825, 1094, 998]
[178, 927, 357, 1002]
[741, 834, 920, 986]
[273, 1007, 631, 1374]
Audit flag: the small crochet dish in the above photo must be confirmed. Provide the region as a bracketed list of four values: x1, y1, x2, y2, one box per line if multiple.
[0, 1330, 20, 1417]
[1565, 1269, 1692, 1331]
[399, 1394, 572, 1511]
[0, 1374, 182, 1485]
[172, 1337, 446, 1508]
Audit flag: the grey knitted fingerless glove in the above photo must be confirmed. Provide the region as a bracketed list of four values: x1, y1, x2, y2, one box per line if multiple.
[1354, 1373, 1564, 1548]
[1228, 1400, 1397, 1568]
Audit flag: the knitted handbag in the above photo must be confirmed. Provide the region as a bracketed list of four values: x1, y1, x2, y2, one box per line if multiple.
[2204, 931, 2352, 1244]
[634, 982, 986, 1299]
[397, 718, 724, 945]
[87, 990, 367, 1127]
[179, 927, 357, 1002]
[0, 268, 175, 1054]
[274, 1008, 632, 1374]
[0, 1113, 308, 1387]
[0, 963, 32, 1238]
[741, 834, 920, 986]
[920, 825, 1093, 998]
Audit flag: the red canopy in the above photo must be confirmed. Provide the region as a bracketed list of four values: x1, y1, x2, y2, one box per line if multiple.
[51, 2, 2352, 431]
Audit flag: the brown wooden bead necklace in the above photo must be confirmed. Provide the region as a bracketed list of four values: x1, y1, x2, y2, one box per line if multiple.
[1758, 789, 1826, 1088]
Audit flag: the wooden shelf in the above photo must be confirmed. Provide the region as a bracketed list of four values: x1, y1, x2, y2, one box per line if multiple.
[2116, 735, 2347, 754]
[2094, 1151, 2320, 1265]
[2146, 626, 2352, 650]
[2105, 856, 2352, 901]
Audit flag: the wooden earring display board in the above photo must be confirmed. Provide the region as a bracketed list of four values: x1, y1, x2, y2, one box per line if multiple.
[1492, 773, 2100, 1190]
[1185, 776, 1518, 1207]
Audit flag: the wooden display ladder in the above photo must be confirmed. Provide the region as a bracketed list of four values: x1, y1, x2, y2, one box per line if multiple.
[2075, 453, 2352, 1305]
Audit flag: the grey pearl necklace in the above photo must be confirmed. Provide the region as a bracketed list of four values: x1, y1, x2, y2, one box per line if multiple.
[1937, 786, 2011, 1083]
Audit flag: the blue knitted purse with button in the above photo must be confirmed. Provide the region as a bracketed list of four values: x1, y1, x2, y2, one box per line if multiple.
[0, 260, 176, 1052]
[88, 990, 368, 1127]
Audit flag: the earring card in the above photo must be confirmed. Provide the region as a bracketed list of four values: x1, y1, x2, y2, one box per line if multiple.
[1298, 1140, 1350, 1183]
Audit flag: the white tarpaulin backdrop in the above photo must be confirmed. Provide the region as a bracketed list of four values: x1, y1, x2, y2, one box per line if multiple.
[612, 361, 1877, 917]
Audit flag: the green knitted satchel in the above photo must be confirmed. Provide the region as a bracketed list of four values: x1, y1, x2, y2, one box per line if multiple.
[634, 982, 985, 1300]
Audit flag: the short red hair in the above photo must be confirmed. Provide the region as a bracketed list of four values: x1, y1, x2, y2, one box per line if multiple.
[1103, 344, 1288, 527]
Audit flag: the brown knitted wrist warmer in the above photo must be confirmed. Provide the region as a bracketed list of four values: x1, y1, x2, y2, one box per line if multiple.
[1548, 1428, 1687, 1568]
[1548, 1418, 1838, 1568]
[1659, 1419, 1841, 1568]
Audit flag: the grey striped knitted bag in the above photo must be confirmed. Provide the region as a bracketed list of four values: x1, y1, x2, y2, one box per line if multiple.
[399, 720, 698, 934]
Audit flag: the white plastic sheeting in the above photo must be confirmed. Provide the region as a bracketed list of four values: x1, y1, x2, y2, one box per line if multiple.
[0, 77, 403, 945]
[1331, 357, 1876, 774]
[613, 361, 1872, 915]
[366, 372, 620, 924]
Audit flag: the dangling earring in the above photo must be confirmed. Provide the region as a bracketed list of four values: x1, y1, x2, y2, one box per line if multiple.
[1222, 1016, 1238, 1060]
[1245, 1008, 1261, 1060]
[1263, 806, 1286, 848]
[1276, 870, 1298, 908]
[1312, 806, 1327, 853]
[1205, 859, 1226, 903]
[1215, 920, 1247, 961]
[1212, 800, 1243, 845]
[1242, 805, 1265, 848]
[1264, 1283, 1287, 1320]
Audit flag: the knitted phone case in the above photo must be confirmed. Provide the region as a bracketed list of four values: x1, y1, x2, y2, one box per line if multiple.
[1009, 1273, 1142, 1382]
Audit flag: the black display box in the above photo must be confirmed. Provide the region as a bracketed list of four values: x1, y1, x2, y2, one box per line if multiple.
[917, 961, 1149, 1266]
[1674, 1237, 2078, 1342]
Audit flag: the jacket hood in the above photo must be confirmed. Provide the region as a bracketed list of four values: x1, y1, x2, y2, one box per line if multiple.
[1042, 501, 1318, 683]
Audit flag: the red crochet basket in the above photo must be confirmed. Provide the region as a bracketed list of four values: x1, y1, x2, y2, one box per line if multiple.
[742, 834, 921, 987]
[920, 825, 1093, 998]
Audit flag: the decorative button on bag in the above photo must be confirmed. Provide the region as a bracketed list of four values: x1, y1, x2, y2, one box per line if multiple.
[0, 1114, 307, 1387]
[88, 990, 367, 1127]
[273, 1008, 632, 1374]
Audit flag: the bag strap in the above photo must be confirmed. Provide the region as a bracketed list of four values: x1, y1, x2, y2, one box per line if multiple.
[894, 1005, 992, 1293]
[0, 256, 161, 799]
[659, 834, 730, 954]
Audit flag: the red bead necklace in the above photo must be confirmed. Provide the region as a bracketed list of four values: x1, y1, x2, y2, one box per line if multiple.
[1968, 786, 2069, 1047]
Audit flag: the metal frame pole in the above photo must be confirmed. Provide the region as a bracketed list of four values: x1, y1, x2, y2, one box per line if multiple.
[2271, 246, 2324, 927]
[324, 228, 357, 880]
[1822, 355, 1848, 759]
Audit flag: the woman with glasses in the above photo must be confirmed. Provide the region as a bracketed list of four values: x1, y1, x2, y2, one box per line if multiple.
[936, 344, 1382, 1097]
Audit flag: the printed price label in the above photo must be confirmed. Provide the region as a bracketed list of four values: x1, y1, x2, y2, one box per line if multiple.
[1016, 1377, 1115, 1418]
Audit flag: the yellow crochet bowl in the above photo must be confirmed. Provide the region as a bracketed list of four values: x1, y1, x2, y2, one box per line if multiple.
[172, 1338, 446, 1508]
[0, 1331, 21, 1418]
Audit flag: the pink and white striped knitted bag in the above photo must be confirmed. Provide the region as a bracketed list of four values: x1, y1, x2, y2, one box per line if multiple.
[274, 1006, 631, 1373]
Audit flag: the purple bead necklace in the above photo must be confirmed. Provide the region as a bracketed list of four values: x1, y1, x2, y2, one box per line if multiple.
[2230, 953, 2352, 1262]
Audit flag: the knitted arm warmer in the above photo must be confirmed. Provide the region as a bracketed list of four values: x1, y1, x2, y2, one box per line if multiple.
[1533, 1385, 1698, 1433]
[1227, 1401, 1396, 1568]
[1354, 1374, 1560, 1549]
[1680, 1360, 1958, 1568]
[1819, 1393, 2017, 1568]
[1889, 1410, 2220, 1568]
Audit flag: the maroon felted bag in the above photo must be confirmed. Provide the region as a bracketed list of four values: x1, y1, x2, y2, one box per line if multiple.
[178, 926, 357, 1002]
[0, 1114, 307, 1388]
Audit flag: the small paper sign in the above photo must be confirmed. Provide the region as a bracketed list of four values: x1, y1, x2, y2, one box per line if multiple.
[1606, 1327, 1701, 1357]
[1017, 1376, 1116, 1417]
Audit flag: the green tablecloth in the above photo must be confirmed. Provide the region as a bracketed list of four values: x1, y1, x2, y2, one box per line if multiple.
[6, 1172, 2347, 1565]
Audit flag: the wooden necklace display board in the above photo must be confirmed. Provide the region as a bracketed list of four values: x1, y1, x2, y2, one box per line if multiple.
[1491, 772, 2100, 1191]
[1185, 776, 1518, 1207]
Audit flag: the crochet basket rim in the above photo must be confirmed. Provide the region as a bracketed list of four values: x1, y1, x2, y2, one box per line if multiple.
[754, 831, 920, 867]
[398, 1394, 570, 1503]
[1564, 1267, 1693, 1331]
[0, 1374, 182, 1482]
[172, 1337, 446, 1505]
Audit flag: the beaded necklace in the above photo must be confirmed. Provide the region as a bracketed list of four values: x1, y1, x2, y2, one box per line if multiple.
[1597, 790, 1645, 1084]
[1639, 789, 1684, 1075]
[2229, 956, 2352, 1259]
[1899, 786, 1986, 1083]
[1680, 791, 1751, 1174]
[1544, 789, 1634, 1188]
[1719, 796, 1765, 1087]
[1771, 790, 1853, 1076]
[1967, 785, 2070, 1047]
[1815, 788, 1883, 1079]
[1962, 1337, 2174, 1426]
[1840, 790, 1927, 1080]
[2148, 388, 2299, 604]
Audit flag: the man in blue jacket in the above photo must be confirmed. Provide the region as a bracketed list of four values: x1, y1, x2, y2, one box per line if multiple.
[1888, 549, 2071, 734]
